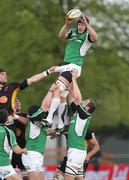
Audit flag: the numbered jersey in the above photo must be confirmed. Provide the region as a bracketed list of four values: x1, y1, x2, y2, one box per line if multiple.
[64, 28, 93, 66]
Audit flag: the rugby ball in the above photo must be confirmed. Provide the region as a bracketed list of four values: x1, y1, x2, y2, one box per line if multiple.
[67, 9, 82, 20]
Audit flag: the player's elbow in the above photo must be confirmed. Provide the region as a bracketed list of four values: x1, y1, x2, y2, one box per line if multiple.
[95, 144, 100, 152]
[58, 32, 67, 39]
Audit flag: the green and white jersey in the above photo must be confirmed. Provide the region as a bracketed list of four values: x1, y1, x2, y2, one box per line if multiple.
[64, 28, 93, 66]
[25, 122, 47, 154]
[67, 102, 91, 150]
[0, 125, 17, 166]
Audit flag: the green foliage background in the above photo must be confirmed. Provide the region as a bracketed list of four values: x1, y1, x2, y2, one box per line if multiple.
[0, 0, 129, 136]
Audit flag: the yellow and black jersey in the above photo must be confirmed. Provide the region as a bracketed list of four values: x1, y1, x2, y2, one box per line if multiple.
[0, 80, 28, 115]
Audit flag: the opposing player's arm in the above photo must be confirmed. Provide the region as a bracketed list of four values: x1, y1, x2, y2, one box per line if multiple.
[14, 114, 28, 125]
[25, 66, 57, 86]
[13, 145, 28, 154]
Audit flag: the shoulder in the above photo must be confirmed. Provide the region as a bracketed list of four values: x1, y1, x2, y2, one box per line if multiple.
[67, 28, 77, 38]
[85, 128, 94, 140]
[9, 82, 20, 88]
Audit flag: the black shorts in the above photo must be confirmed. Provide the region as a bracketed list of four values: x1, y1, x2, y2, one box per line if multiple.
[60, 71, 72, 83]
[57, 156, 67, 173]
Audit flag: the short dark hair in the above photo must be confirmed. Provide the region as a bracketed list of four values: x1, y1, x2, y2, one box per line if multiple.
[0, 69, 6, 73]
[86, 98, 96, 113]
[78, 16, 89, 24]
[28, 104, 44, 122]
[0, 109, 8, 124]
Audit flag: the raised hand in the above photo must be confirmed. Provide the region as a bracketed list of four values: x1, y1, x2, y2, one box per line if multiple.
[48, 66, 58, 74]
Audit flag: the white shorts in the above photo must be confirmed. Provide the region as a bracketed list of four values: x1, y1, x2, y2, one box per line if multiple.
[67, 148, 86, 169]
[22, 151, 44, 172]
[55, 63, 81, 78]
[0, 165, 16, 178]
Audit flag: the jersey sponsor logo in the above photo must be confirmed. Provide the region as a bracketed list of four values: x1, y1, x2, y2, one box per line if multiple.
[0, 96, 8, 103]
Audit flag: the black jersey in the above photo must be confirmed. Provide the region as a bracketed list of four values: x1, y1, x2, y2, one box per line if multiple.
[0, 80, 28, 115]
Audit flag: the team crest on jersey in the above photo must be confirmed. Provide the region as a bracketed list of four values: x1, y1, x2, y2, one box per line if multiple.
[0, 96, 8, 103]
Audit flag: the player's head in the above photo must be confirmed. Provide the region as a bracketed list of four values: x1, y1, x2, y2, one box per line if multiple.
[0, 69, 7, 85]
[83, 98, 96, 113]
[0, 109, 8, 124]
[77, 16, 89, 33]
[28, 104, 44, 123]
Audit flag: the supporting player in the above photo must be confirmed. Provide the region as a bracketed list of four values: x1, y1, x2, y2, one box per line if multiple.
[64, 70, 96, 180]
[22, 83, 58, 180]
[53, 128, 100, 180]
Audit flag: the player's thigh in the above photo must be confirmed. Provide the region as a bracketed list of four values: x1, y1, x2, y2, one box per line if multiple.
[22, 151, 44, 173]
[64, 174, 75, 180]
[75, 175, 84, 180]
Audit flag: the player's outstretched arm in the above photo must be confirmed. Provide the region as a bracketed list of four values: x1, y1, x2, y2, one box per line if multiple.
[27, 66, 57, 86]
[71, 69, 82, 104]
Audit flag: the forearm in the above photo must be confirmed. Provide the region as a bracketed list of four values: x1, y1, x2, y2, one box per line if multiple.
[27, 70, 50, 85]
[87, 138, 100, 160]
[87, 24, 97, 41]
[87, 147, 100, 159]
[41, 83, 58, 111]
[41, 91, 53, 111]
[59, 24, 68, 39]
[13, 145, 25, 154]
[72, 79, 82, 104]
[14, 114, 28, 125]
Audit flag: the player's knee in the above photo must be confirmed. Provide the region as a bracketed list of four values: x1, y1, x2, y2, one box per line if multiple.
[53, 173, 64, 180]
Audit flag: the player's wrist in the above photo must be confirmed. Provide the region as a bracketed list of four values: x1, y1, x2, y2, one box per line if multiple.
[14, 114, 20, 119]
[49, 89, 53, 93]
[43, 70, 50, 77]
